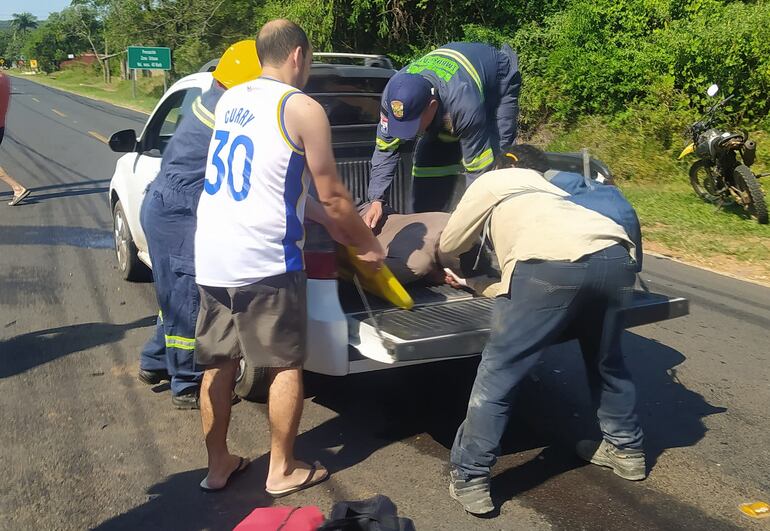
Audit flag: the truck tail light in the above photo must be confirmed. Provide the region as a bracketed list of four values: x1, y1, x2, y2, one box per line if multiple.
[304, 220, 338, 280]
[305, 251, 337, 279]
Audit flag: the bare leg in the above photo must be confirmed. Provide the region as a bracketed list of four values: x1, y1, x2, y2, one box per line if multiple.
[265, 366, 327, 491]
[0, 165, 26, 196]
[200, 359, 245, 488]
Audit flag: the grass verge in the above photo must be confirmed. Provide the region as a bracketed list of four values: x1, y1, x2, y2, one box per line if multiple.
[8, 67, 165, 114]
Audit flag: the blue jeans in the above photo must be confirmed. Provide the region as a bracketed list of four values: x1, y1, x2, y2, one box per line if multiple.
[451, 244, 644, 479]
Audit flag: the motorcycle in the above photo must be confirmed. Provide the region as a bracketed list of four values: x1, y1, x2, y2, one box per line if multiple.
[678, 84, 768, 224]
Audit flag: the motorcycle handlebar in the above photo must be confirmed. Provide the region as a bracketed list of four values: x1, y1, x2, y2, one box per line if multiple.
[710, 94, 734, 113]
[689, 94, 736, 136]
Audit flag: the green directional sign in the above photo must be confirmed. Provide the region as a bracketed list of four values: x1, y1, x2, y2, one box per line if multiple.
[127, 46, 171, 70]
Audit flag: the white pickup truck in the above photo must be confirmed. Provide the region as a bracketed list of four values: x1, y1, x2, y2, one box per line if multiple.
[107, 54, 689, 400]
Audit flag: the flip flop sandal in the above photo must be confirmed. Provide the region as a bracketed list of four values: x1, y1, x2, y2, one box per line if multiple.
[265, 461, 329, 498]
[199, 456, 251, 493]
[9, 189, 30, 206]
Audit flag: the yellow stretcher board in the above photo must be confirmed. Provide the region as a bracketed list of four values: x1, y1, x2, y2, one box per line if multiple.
[337, 246, 414, 310]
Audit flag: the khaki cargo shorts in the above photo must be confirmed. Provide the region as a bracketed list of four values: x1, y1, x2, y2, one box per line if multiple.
[195, 271, 307, 368]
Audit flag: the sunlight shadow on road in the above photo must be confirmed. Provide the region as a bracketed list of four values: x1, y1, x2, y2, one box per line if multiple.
[91, 460, 275, 531]
[292, 330, 725, 521]
[0, 225, 113, 249]
[0, 315, 157, 379]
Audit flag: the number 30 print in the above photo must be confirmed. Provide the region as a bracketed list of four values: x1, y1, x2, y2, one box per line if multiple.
[204, 130, 254, 201]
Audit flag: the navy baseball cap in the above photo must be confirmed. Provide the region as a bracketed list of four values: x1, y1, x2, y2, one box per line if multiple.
[383, 73, 433, 139]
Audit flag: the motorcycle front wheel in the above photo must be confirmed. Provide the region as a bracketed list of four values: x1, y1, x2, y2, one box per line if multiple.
[733, 165, 768, 224]
[689, 160, 720, 203]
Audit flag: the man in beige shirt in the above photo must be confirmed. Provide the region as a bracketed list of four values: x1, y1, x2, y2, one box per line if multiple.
[440, 145, 645, 516]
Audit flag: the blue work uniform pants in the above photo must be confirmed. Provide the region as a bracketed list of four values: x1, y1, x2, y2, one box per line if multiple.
[451, 244, 644, 479]
[138, 184, 202, 396]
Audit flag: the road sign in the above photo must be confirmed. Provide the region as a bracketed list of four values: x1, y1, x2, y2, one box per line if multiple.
[127, 46, 171, 70]
[0, 58, 5, 66]
[30, 59, 38, 69]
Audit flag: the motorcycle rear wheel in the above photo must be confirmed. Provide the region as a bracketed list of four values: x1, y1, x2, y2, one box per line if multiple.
[689, 160, 720, 203]
[733, 165, 768, 224]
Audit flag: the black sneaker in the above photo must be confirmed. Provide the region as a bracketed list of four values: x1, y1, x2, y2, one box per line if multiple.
[576, 439, 646, 481]
[172, 390, 199, 410]
[138, 368, 169, 385]
[449, 469, 494, 516]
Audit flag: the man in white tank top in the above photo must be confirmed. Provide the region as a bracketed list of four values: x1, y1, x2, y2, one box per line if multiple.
[194, 20, 384, 495]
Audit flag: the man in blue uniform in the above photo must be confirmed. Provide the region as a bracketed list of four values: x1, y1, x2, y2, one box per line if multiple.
[137, 41, 262, 409]
[363, 42, 521, 228]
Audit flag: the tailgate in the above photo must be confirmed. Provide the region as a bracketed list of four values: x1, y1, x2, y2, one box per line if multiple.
[347, 289, 689, 362]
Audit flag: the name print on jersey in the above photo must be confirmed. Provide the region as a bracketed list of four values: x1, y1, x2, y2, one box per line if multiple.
[224, 107, 256, 128]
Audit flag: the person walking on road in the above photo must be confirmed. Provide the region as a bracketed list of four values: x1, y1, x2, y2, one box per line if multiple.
[0, 71, 31, 206]
[440, 145, 645, 516]
[364, 42, 521, 225]
[137, 41, 263, 409]
[194, 20, 384, 494]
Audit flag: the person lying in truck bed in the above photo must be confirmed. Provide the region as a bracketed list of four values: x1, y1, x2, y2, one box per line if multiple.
[356, 202, 501, 286]
[358, 202, 450, 284]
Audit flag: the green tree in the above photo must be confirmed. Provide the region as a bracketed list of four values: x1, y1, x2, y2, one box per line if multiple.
[10, 12, 39, 37]
[0, 30, 12, 59]
[58, 4, 110, 81]
[103, 0, 263, 77]
[8, 0, 770, 141]
[22, 23, 61, 72]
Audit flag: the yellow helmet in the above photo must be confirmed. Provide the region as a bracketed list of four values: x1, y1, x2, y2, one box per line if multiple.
[213, 40, 262, 89]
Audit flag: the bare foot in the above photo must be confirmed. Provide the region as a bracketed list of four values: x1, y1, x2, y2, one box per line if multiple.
[202, 454, 250, 490]
[266, 460, 328, 494]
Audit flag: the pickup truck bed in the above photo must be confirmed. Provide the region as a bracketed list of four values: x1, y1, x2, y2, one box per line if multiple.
[305, 60, 689, 370]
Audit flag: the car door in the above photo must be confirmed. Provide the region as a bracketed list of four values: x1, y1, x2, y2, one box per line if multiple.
[128, 87, 202, 257]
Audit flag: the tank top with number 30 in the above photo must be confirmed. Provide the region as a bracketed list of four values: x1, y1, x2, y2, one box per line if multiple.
[195, 77, 309, 287]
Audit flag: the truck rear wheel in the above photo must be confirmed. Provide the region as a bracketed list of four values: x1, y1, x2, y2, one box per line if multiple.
[234, 359, 270, 403]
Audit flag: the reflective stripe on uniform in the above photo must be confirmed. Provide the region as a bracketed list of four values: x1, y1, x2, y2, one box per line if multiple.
[191, 97, 215, 129]
[438, 132, 459, 143]
[463, 148, 494, 172]
[376, 137, 401, 151]
[412, 164, 462, 178]
[165, 335, 195, 350]
[428, 48, 484, 100]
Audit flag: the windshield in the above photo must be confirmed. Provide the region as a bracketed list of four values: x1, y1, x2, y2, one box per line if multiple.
[313, 94, 381, 126]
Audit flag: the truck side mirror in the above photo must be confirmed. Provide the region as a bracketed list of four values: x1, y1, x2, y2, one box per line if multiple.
[109, 129, 138, 153]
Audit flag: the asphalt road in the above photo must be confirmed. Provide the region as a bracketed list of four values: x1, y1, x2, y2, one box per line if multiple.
[1, 76, 768, 531]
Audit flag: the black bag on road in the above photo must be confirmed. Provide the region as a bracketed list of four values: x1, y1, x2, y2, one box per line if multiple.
[317, 495, 416, 531]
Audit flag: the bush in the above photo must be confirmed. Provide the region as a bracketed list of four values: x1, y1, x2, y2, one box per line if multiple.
[514, 0, 770, 126]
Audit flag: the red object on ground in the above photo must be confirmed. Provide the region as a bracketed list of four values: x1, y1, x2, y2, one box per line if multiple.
[233, 506, 325, 531]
